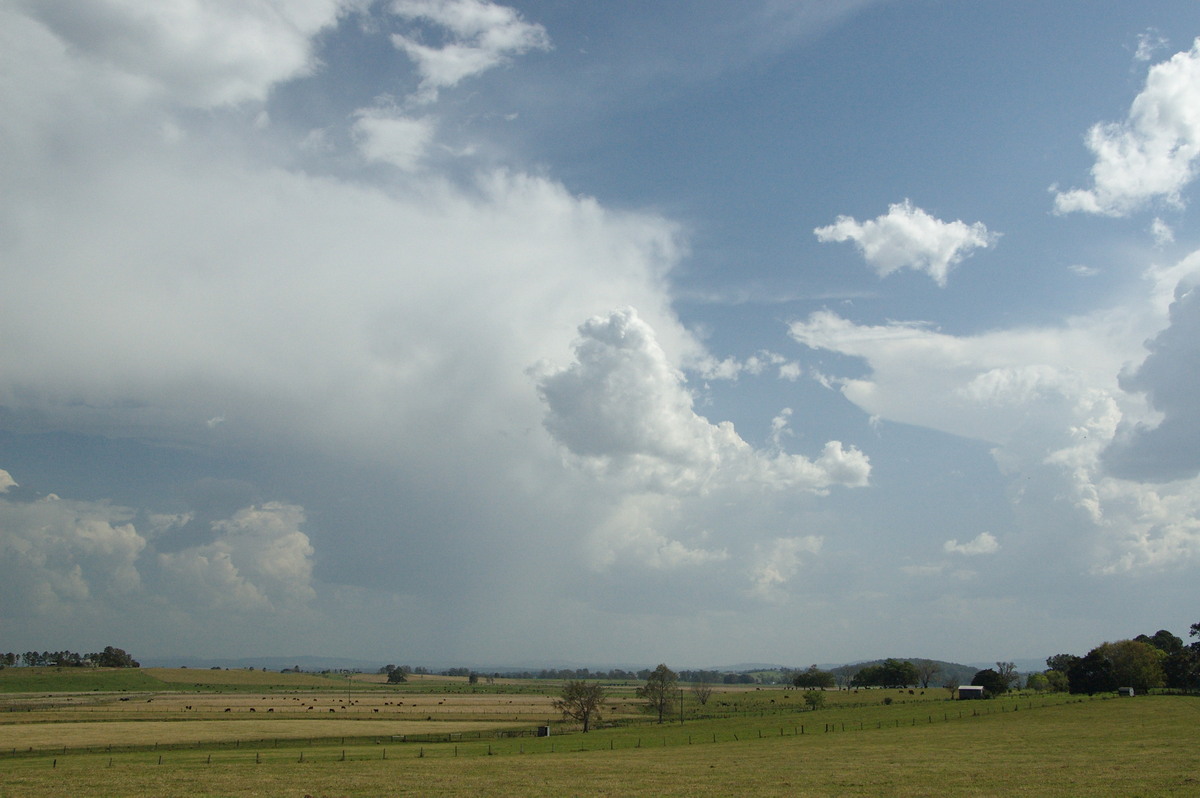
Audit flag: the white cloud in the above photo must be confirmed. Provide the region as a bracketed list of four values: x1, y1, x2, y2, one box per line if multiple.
[1055, 38, 1200, 216]
[1104, 278, 1200, 482]
[586, 494, 729, 571]
[814, 200, 998, 287]
[1151, 217, 1175, 246]
[389, 0, 550, 101]
[158, 502, 315, 611]
[943, 532, 999, 556]
[353, 109, 436, 170]
[1135, 29, 1168, 63]
[0, 469, 15, 493]
[748, 535, 823, 598]
[789, 254, 1200, 575]
[22, 0, 348, 107]
[536, 307, 870, 494]
[0, 491, 145, 615]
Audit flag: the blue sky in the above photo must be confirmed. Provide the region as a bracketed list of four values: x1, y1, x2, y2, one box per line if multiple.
[2, 0, 1199, 669]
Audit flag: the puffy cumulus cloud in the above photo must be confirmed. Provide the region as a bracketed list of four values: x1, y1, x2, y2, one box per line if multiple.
[1054, 39, 1200, 216]
[1104, 278, 1200, 482]
[21, 0, 349, 107]
[0, 489, 145, 616]
[158, 503, 315, 611]
[814, 200, 998, 287]
[389, 0, 550, 100]
[943, 532, 999, 556]
[0, 469, 16, 493]
[536, 308, 870, 494]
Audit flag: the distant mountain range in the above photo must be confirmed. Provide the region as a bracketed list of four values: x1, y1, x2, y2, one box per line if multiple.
[139, 654, 1049, 678]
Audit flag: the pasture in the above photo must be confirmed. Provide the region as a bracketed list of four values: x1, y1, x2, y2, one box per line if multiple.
[1, 669, 1196, 796]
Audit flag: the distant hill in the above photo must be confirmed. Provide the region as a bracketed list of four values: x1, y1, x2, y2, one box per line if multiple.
[826, 658, 980, 687]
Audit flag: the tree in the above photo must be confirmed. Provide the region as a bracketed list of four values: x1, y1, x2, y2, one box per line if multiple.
[1068, 649, 1117, 695]
[852, 659, 919, 688]
[691, 678, 714, 706]
[89, 647, 138, 668]
[1046, 654, 1079, 674]
[970, 668, 1009, 698]
[792, 665, 836, 689]
[995, 661, 1019, 691]
[1096, 640, 1165, 692]
[386, 668, 407, 684]
[914, 659, 941, 689]
[1135, 630, 1183, 655]
[803, 690, 825, 709]
[1024, 672, 1049, 692]
[553, 680, 606, 732]
[637, 664, 678, 723]
[1163, 649, 1200, 692]
[1044, 669, 1069, 692]
[942, 675, 960, 698]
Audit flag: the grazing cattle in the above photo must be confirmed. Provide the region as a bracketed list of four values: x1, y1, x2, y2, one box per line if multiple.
[267, 708, 274, 713]
[249, 707, 256, 712]
[329, 708, 335, 713]
[373, 708, 379, 713]
[224, 708, 231, 713]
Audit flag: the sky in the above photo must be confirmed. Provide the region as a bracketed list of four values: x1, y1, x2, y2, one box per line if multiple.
[2, 0, 1199, 669]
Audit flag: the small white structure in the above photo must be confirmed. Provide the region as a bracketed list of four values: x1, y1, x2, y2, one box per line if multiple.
[957, 685, 985, 700]
[1118, 687, 1135, 697]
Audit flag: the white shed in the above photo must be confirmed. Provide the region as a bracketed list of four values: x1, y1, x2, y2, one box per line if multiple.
[957, 685, 985, 700]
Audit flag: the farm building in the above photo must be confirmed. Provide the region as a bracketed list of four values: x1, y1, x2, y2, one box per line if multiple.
[957, 685, 985, 700]
[1118, 687, 1135, 697]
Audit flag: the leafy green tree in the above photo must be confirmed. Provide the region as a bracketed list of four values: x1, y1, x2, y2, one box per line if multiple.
[854, 659, 919, 688]
[1024, 672, 1049, 692]
[1163, 649, 1200, 691]
[637, 664, 678, 723]
[1068, 650, 1117, 695]
[803, 689, 825, 709]
[792, 665, 835, 689]
[970, 668, 1009, 697]
[1044, 669, 1069, 692]
[1096, 640, 1164, 692]
[89, 647, 138, 668]
[1046, 654, 1079, 674]
[553, 680, 606, 732]
[1135, 629, 1183, 654]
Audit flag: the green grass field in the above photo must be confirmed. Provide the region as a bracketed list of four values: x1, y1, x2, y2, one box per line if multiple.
[1, 670, 1196, 796]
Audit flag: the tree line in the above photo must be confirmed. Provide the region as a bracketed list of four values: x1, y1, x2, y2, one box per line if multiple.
[1037, 623, 1200, 696]
[0, 646, 139, 668]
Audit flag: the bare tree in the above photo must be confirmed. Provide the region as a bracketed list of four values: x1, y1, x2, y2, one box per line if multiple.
[553, 680, 606, 732]
[943, 675, 960, 698]
[995, 661, 1020, 690]
[691, 678, 714, 706]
